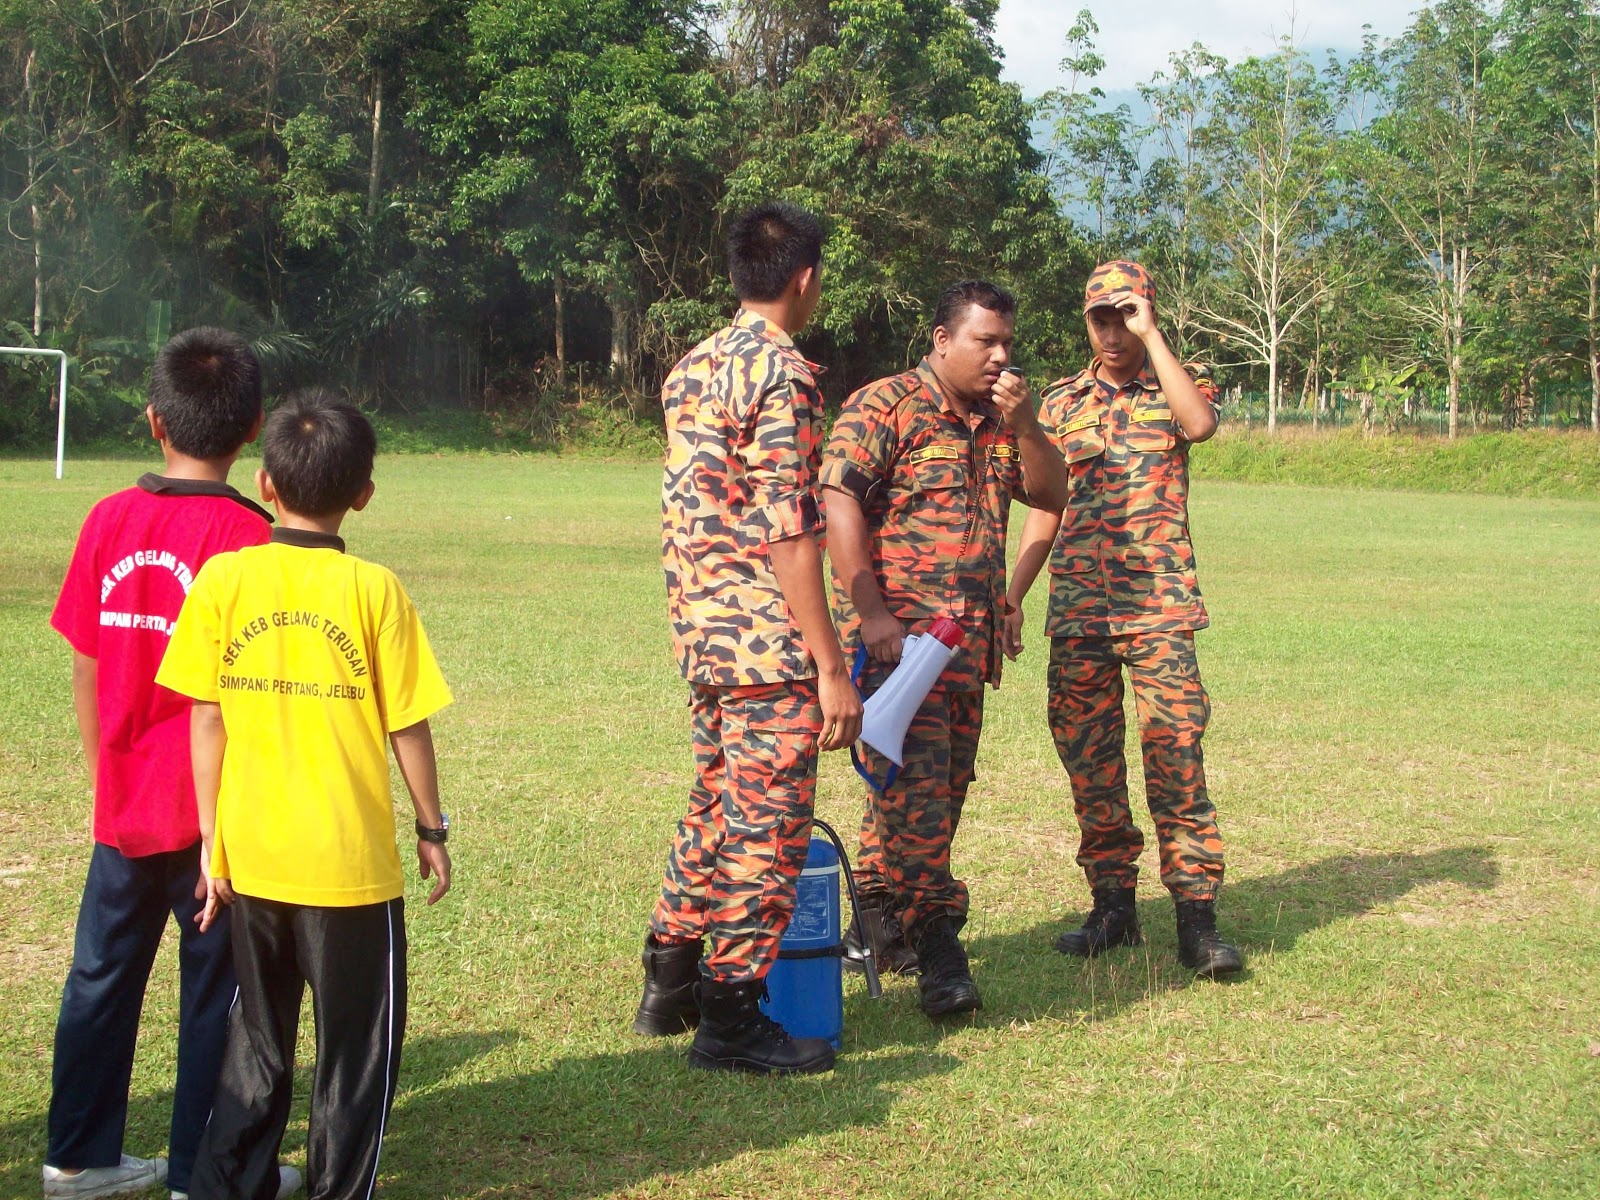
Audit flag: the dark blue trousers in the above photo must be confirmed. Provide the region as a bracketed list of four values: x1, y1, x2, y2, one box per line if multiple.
[47, 841, 236, 1193]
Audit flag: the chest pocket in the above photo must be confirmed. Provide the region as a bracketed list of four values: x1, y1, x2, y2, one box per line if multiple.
[988, 445, 1023, 494]
[1059, 421, 1106, 464]
[1125, 407, 1178, 453]
[911, 459, 967, 495]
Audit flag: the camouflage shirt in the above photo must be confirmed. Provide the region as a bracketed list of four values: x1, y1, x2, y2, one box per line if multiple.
[662, 310, 826, 686]
[1037, 357, 1219, 639]
[820, 359, 1043, 692]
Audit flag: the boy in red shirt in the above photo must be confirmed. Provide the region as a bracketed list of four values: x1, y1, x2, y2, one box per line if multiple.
[44, 328, 298, 1199]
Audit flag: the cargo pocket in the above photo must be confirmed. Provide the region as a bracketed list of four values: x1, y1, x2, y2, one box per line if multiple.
[1120, 542, 1194, 575]
[1049, 549, 1100, 575]
[1117, 542, 1201, 614]
[737, 684, 825, 802]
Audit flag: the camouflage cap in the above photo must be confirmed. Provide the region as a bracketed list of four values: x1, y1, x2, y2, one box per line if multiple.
[1083, 260, 1155, 313]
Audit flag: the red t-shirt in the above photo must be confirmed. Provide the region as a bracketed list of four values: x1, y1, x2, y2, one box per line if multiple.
[50, 475, 272, 856]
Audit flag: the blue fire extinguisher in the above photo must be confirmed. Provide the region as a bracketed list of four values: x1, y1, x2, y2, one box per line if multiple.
[761, 819, 883, 1047]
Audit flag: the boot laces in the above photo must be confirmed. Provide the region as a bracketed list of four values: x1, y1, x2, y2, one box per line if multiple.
[1084, 897, 1119, 931]
[747, 1010, 792, 1044]
[1178, 901, 1224, 948]
[878, 907, 908, 948]
[919, 926, 969, 983]
[1082, 890, 1132, 934]
[728, 983, 792, 1044]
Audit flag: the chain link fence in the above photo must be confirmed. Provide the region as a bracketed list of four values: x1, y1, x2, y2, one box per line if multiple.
[1217, 385, 1598, 433]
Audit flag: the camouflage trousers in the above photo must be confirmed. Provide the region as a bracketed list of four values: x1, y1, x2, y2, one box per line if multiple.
[649, 680, 822, 984]
[1047, 632, 1224, 901]
[852, 687, 984, 940]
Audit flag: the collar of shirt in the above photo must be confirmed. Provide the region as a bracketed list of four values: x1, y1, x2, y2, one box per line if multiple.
[270, 527, 345, 553]
[1067, 356, 1162, 401]
[732, 308, 826, 378]
[916, 358, 998, 432]
[137, 472, 274, 522]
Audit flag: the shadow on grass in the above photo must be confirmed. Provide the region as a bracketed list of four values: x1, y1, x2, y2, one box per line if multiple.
[0, 1034, 520, 1198]
[3, 1028, 955, 1200]
[2, 851, 1489, 1197]
[847, 846, 1499, 1045]
[382, 1034, 957, 1198]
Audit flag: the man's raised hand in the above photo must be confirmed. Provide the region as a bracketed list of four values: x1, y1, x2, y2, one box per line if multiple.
[990, 369, 1038, 431]
[1118, 293, 1160, 343]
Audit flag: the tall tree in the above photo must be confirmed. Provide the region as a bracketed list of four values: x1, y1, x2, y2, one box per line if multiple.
[1355, 0, 1500, 438]
[1191, 38, 1336, 432]
[1137, 43, 1226, 357]
[413, 0, 722, 380]
[1041, 11, 1139, 253]
[721, 0, 1072, 389]
[1496, 0, 1600, 431]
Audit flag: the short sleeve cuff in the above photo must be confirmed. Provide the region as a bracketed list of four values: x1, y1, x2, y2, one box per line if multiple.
[155, 662, 219, 703]
[817, 457, 880, 503]
[49, 611, 97, 658]
[387, 689, 453, 733]
[1182, 361, 1220, 407]
[751, 491, 824, 545]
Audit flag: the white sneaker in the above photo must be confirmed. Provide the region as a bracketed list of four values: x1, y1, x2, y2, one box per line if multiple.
[170, 1163, 301, 1200]
[43, 1154, 167, 1197]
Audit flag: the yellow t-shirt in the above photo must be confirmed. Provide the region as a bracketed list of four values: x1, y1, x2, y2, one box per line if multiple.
[158, 532, 453, 906]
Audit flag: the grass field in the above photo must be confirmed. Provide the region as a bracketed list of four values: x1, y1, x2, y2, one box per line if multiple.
[2, 454, 1598, 1199]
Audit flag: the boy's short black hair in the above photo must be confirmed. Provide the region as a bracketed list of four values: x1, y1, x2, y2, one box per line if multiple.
[261, 390, 376, 518]
[148, 327, 263, 459]
[726, 202, 824, 302]
[933, 280, 1017, 336]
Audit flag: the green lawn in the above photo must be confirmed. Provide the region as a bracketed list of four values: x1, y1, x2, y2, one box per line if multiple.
[2, 455, 1598, 1199]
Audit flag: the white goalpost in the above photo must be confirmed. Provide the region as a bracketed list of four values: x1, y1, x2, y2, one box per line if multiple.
[0, 346, 69, 479]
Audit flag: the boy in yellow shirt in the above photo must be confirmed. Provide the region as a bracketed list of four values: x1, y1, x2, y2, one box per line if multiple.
[158, 392, 453, 1200]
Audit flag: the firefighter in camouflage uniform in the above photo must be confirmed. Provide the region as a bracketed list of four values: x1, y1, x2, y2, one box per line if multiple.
[1006, 260, 1243, 978]
[633, 203, 863, 1074]
[823, 281, 1068, 1018]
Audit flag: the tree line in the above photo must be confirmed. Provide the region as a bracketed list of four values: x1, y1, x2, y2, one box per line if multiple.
[2, 0, 1597, 443]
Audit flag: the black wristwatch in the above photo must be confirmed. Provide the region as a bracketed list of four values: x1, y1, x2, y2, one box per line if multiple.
[416, 814, 449, 844]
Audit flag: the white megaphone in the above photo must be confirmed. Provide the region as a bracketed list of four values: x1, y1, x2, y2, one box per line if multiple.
[851, 617, 964, 792]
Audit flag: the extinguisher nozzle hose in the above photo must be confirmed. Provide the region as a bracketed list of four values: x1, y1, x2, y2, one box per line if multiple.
[810, 818, 884, 1000]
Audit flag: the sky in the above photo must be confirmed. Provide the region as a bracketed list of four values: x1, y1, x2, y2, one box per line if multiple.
[992, 0, 1425, 99]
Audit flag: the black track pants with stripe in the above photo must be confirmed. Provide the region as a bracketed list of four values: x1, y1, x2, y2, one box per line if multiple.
[190, 895, 407, 1200]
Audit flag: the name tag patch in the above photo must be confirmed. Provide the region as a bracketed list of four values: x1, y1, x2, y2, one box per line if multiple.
[991, 445, 1017, 461]
[910, 445, 961, 464]
[1060, 413, 1102, 434]
[1132, 408, 1173, 424]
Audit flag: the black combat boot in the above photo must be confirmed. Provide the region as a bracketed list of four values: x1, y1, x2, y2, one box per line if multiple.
[915, 918, 982, 1017]
[632, 936, 704, 1035]
[1175, 898, 1244, 978]
[1055, 886, 1142, 957]
[687, 979, 836, 1074]
[843, 895, 921, 976]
